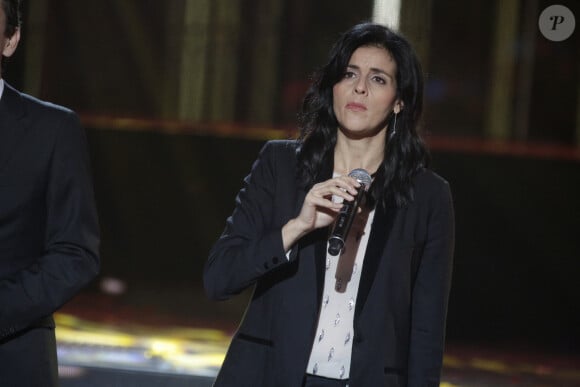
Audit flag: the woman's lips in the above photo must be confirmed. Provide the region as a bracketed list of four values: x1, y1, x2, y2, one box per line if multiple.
[346, 102, 367, 111]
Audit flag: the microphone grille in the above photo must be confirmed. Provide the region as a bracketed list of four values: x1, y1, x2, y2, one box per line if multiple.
[348, 168, 372, 188]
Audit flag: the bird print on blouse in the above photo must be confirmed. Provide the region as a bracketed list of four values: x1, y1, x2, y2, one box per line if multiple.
[306, 203, 375, 380]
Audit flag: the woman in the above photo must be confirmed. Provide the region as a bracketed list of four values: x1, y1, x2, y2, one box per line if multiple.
[204, 22, 454, 387]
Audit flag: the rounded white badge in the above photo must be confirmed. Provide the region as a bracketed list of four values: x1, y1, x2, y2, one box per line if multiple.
[538, 5, 575, 42]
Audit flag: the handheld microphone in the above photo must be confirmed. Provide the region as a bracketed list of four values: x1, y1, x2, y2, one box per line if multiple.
[328, 168, 372, 256]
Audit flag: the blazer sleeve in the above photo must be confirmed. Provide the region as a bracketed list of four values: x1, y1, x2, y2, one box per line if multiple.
[0, 111, 100, 338]
[407, 179, 455, 386]
[204, 141, 292, 301]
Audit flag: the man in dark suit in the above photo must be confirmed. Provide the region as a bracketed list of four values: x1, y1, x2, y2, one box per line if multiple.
[0, 0, 100, 384]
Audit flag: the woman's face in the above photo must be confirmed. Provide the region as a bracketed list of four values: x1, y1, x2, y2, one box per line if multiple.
[332, 45, 401, 139]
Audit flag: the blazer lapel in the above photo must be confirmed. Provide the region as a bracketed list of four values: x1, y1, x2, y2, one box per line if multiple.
[355, 198, 397, 319]
[295, 153, 334, 311]
[0, 83, 27, 174]
[314, 228, 329, 310]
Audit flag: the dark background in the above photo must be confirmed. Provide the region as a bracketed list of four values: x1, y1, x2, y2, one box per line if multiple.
[5, 0, 580, 356]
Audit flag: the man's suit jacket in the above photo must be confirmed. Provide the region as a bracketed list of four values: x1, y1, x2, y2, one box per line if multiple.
[205, 140, 454, 387]
[0, 83, 100, 385]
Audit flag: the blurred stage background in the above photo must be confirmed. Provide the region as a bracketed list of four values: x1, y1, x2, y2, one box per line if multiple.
[6, 0, 580, 385]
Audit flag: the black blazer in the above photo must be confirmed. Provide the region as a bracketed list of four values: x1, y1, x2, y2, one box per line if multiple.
[205, 140, 454, 387]
[0, 83, 100, 385]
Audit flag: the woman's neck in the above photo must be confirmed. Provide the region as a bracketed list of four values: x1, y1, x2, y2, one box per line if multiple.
[333, 131, 385, 176]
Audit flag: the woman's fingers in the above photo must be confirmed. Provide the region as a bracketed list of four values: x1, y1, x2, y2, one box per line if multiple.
[311, 176, 360, 201]
[294, 175, 364, 233]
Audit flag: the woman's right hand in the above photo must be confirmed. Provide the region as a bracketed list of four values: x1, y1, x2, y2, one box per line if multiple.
[281, 175, 360, 251]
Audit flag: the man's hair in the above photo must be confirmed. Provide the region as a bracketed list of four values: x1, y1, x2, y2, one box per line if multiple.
[2, 0, 21, 38]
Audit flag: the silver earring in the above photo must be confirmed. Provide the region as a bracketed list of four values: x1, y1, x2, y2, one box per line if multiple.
[389, 113, 398, 139]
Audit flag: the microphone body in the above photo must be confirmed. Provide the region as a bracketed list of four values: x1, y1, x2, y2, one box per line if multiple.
[328, 169, 372, 256]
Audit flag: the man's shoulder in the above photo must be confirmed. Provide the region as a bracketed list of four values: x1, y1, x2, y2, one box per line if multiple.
[19, 89, 75, 117]
[5, 83, 76, 120]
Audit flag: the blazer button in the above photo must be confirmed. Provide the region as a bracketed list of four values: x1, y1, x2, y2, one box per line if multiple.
[263, 262, 270, 270]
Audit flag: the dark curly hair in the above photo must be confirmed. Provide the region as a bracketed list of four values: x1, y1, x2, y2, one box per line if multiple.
[297, 22, 430, 208]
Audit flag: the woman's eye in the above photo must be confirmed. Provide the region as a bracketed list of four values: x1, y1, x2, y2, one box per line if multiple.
[372, 76, 386, 84]
[344, 71, 356, 79]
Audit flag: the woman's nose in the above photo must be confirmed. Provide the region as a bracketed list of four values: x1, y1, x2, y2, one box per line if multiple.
[354, 80, 367, 94]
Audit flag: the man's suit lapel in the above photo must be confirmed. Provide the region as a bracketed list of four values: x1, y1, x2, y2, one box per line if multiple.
[0, 83, 27, 174]
[355, 199, 397, 319]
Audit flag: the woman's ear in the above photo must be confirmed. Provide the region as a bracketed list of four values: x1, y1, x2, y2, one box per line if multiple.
[394, 100, 404, 114]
